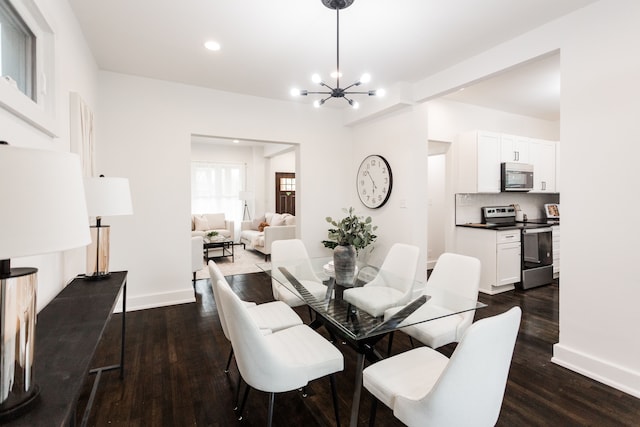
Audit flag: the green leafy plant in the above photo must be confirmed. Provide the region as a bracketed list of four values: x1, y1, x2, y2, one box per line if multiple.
[207, 231, 219, 238]
[322, 207, 377, 252]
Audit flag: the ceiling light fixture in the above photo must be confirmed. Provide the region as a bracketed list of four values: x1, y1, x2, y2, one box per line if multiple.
[291, 0, 382, 109]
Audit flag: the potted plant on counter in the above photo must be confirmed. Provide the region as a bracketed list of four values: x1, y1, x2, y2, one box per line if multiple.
[322, 207, 377, 285]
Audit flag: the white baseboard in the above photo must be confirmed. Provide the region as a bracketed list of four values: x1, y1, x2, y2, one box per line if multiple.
[552, 343, 640, 399]
[113, 288, 196, 313]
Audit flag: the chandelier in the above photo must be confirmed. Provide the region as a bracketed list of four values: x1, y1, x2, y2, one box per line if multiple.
[291, 0, 383, 109]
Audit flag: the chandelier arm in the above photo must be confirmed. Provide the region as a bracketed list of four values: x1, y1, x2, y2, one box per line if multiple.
[342, 81, 362, 91]
[319, 82, 334, 90]
[304, 91, 333, 95]
[343, 90, 373, 94]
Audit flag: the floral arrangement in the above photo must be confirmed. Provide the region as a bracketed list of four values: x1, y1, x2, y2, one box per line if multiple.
[321, 207, 377, 252]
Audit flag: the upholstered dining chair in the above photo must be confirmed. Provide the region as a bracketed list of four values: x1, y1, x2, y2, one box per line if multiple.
[363, 306, 521, 427]
[385, 252, 482, 354]
[217, 278, 344, 426]
[270, 239, 330, 308]
[208, 261, 303, 373]
[342, 243, 420, 318]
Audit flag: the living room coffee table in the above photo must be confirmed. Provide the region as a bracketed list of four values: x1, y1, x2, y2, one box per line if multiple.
[203, 238, 234, 262]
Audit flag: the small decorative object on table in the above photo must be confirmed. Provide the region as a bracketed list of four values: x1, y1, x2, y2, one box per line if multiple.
[206, 231, 224, 242]
[322, 207, 377, 285]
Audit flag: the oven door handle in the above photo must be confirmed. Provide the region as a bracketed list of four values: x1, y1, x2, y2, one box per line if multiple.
[522, 227, 552, 234]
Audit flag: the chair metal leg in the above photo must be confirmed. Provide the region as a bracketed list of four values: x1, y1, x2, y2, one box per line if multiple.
[368, 397, 378, 427]
[237, 383, 251, 421]
[409, 336, 415, 348]
[225, 347, 234, 373]
[329, 374, 341, 427]
[267, 392, 275, 427]
[386, 332, 395, 356]
[301, 386, 308, 398]
[234, 375, 243, 411]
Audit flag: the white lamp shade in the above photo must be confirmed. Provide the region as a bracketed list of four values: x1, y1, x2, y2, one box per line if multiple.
[84, 177, 133, 218]
[0, 145, 91, 260]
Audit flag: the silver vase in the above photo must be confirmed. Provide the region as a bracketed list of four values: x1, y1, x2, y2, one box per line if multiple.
[333, 244, 356, 286]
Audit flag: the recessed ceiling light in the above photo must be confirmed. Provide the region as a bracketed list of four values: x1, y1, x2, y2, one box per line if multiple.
[233, 140, 239, 144]
[204, 40, 221, 51]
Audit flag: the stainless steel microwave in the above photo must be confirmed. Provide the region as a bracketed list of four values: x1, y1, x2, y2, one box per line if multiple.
[501, 162, 533, 192]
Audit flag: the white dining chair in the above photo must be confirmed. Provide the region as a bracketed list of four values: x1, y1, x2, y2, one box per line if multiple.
[363, 306, 521, 427]
[217, 278, 344, 426]
[342, 243, 420, 318]
[208, 261, 303, 373]
[386, 252, 482, 353]
[270, 239, 330, 307]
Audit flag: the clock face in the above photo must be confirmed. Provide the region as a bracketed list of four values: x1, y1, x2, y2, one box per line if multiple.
[357, 155, 393, 209]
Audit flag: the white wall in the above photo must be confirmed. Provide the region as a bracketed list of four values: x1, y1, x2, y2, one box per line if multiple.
[0, 0, 98, 310]
[427, 154, 446, 268]
[396, 0, 640, 399]
[96, 72, 352, 311]
[351, 104, 430, 282]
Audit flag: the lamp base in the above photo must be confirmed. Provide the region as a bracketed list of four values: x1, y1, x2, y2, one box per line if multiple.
[83, 271, 112, 281]
[0, 268, 40, 421]
[86, 225, 111, 279]
[0, 385, 40, 422]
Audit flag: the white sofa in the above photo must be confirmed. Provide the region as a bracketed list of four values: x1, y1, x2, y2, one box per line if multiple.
[240, 212, 296, 260]
[191, 213, 234, 241]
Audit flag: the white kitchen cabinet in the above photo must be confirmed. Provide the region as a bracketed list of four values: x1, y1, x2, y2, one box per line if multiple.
[552, 225, 560, 277]
[455, 227, 521, 294]
[497, 231, 521, 286]
[529, 138, 556, 193]
[457, 130, 559, 194]
[456, 131, 501, 193]
[500, 134, 530, 164]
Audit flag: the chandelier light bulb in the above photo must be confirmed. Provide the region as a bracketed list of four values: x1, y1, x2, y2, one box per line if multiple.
[376, 88, 386, 97]
[359, 73, 371, 84]
[290, 88, 301, 97]
[330, 71, 343, 79]
[204, 40, 221, 51]
[312, 74, 322, 84]
[313, 99, 323, 108]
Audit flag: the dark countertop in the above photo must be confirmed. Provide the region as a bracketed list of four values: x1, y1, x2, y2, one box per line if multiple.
[457, 219, 560, 231]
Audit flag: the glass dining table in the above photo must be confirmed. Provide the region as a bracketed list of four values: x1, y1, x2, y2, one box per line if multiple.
[258, 256, 486, 427]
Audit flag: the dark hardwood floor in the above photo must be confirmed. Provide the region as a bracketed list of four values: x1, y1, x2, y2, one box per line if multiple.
[76, 274, 640, 426]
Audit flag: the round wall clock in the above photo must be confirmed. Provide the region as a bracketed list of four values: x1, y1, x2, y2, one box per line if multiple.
[357, 154, 393, 209]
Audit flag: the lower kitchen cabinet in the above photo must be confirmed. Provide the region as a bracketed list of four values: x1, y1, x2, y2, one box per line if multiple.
[455, 227, 521, 294]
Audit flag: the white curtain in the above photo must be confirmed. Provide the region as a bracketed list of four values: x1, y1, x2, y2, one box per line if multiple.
[191, 161, 245, 227]
[69, 92, 95, 177]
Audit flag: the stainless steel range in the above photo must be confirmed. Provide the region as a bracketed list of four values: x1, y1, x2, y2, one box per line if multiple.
[481, 206, 554, 289]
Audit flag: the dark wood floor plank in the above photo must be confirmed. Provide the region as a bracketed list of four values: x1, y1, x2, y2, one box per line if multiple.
[76, 274, 640, 426]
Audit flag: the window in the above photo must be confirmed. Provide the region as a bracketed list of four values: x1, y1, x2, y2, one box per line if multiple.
[279, 177, 295, 192]
[0, 0, 36, 100]
[191, 161, 245, 221]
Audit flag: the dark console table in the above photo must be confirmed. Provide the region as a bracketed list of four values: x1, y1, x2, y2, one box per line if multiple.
[5, 271, 127, 426]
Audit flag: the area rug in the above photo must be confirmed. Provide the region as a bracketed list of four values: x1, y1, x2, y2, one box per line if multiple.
[196, 246, 269, 278]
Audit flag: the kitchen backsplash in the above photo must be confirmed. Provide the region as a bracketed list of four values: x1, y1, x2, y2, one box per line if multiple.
[455, 193, 560, 224]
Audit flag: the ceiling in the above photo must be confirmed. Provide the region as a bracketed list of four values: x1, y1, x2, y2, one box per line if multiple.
[69, 0, 594, 120]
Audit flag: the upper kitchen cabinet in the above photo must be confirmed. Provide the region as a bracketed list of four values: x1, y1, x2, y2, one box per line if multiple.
[456, 130, 559, 194]
[529, 138, 557, 193]
[500, 134, 530, 163]
[457, 130, 501, 193]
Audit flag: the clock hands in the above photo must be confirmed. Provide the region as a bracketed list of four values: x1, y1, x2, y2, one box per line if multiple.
[365, 170, 377, 192]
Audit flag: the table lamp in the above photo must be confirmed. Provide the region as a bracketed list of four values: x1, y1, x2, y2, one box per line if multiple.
[83, 176, 133, 280]
[239, 190, 254, 221]
[0, 144, 90, 420]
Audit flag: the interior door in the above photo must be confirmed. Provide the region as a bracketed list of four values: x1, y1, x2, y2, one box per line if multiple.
[275, 172, 295, 215]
